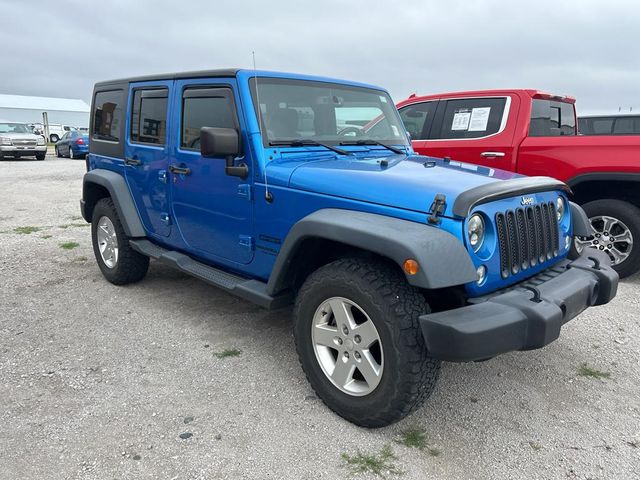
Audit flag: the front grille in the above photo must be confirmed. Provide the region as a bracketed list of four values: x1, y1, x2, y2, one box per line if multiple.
[11, 139, 37, 147]
[495, 202, 559, 278]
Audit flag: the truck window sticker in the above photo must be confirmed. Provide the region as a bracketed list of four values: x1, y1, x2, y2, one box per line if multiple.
[468, 107, 491, 132]
[451, 109, 471, 130]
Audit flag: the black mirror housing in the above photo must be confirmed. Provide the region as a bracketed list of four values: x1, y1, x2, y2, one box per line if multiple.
[200, 127, 240, 158]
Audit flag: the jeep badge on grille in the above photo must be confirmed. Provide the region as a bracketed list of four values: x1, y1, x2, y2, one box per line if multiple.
[521, 196, 535, 206]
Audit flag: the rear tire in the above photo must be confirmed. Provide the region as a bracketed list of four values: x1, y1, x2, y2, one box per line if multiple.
[91, 197, 149, 285]
[294, 257, 440, 427]
[55, 146, 61, 158]
[573, 199, 640, 278]
[50, 134, 59, 143]
[69, 147, 75, 159]
[36, 153, 45, 161]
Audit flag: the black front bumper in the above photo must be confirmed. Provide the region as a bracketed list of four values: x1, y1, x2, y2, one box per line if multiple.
[420, 250, 618, 362]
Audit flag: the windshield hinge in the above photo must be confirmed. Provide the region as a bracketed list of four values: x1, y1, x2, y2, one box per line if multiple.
[427, 194, 447, 225]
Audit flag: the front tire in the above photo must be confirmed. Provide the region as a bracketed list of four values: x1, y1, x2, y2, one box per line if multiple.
[573, 199, 640, 278]
[36, 152, 46, 161]
[91, 197, 149, 285]
[294, 257, 440, 428]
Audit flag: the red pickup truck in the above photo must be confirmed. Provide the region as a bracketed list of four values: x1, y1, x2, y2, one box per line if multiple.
[397, 89, 640, 278]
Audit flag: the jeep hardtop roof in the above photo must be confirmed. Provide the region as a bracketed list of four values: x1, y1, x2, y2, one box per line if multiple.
[94, 69, 385, 92]
[398, 89, 576, 106]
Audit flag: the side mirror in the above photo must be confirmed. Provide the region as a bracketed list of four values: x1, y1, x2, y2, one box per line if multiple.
[200, 126, 239, 158]
[199, 126, 247, 179]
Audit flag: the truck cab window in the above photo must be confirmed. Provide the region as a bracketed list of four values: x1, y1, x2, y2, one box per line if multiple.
[399, 102, 437, 140]
[529, 99, 576, 137]
[437, 98, 506, 139]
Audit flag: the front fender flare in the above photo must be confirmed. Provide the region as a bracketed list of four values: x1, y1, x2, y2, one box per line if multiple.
[266, 209, 477, 295]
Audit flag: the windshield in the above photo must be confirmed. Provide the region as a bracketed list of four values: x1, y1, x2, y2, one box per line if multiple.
[250, 78, 408, 147]
[0, 123, 32, 134]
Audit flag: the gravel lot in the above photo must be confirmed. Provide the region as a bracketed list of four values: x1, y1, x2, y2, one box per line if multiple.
[0, 155, 638, 480]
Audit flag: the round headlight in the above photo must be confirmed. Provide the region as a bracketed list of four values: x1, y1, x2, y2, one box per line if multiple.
[556, 197, 565, 222]
[467, 214, 485, 252]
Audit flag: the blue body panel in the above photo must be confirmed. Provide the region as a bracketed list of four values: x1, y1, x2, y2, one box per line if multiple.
[88, 69, 572, 298]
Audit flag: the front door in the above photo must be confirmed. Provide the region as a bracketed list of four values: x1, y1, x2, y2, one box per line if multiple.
[124, 81, 172, 237]
[170, 79, 253, 265]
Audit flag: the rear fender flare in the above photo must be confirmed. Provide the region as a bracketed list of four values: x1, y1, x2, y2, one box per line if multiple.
[81, 169, 145, 237]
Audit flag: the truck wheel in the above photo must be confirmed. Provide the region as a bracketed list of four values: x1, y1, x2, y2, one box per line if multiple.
[36, 153, 46, 161]
[573, 199, 640, 278]
[293, 257, 440, 427]
[50, 134, 59, 143]
[91, 197, 149, 285]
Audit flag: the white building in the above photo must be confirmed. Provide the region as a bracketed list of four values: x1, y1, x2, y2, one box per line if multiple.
[0, 93, 90, 127]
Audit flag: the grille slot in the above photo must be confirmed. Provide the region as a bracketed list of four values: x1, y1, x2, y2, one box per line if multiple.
[494, 201, 560, 279]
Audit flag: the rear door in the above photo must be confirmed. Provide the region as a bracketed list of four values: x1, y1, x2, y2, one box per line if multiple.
[416, 95, 518, 171]
[123, 81, 172, 238]
[170, 78, 254, 265]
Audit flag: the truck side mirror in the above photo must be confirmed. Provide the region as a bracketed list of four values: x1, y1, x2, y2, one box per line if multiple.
[199, 126, 247, 179]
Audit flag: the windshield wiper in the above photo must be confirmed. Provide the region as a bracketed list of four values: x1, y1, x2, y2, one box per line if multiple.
[270, 139, 352, 156]
[339, 139, 405, 155]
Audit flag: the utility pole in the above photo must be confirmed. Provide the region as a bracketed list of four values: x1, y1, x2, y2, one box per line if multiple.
[42, 112, 50, 143]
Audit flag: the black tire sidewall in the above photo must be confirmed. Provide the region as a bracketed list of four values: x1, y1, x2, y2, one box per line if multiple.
[296, 279, 402, 416]
[581, 199, 640, 278]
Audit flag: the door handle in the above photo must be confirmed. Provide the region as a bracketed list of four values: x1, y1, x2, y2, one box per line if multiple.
[124, 157, 142, 166]
[169, 165, 191, 175]
[480, 151, 505, 158]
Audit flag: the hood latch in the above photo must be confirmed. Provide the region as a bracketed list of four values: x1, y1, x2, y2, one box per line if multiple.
[428, 193, 447, 225]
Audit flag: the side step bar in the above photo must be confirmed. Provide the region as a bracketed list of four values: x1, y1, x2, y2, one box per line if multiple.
[130, 239, 292, 310]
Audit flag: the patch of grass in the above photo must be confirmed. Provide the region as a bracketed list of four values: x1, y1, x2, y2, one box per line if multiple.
[59, 241, 80, 250]
[215, 348, 242, 359]
[14, 226, 40, 234]
[529, 441, 543, 451]
[59, 223, 89, 229]
[578, 363, 610, 379]
[40, 234, 53, 239]
[396, 427, 428, 450]
[341, 445, 402, 478]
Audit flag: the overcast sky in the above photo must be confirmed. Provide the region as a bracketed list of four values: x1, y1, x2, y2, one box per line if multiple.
[1, 0, 637, 114]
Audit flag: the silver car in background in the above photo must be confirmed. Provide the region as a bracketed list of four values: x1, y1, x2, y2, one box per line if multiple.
[0, 122, 47, 160]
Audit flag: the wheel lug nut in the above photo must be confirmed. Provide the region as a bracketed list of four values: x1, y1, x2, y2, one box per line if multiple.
[599, 245, 604, 250]
[607, 244, 612, 249]
[354, 351, 361, 360]
[336, 337, 343, 345]
[595, 233, 601, 237]
[354, 335, 361, 344]
[343, 352, 349, 359]
[342, 326, 349, 335]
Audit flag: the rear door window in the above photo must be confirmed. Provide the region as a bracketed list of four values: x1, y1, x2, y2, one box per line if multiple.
[529, 99, 576, 136]
[612, 117, 640, 135]
[130, 88, 169, 145]
[436, 98, 507, 139]
[399, 101, 437, 140]
[180, 87, 237, 150]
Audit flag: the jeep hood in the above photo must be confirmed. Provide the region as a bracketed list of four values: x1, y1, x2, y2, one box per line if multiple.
[274, 154, 522, 218]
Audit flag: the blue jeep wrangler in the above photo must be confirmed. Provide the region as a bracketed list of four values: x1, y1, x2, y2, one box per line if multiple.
[81, 69, 618, 427]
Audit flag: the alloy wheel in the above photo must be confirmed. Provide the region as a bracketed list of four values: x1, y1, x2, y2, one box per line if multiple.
[575, 215, 634, 266]
[96, 216, 118, 268]
[311, 297, 383, 396]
